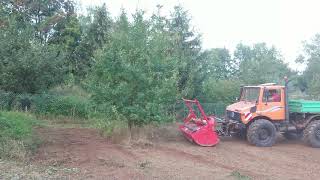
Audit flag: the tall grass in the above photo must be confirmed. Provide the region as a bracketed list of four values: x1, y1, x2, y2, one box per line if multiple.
[32, 85, 92, 119]
[0, 111, 41, 160]
[32, 94, 92, 119]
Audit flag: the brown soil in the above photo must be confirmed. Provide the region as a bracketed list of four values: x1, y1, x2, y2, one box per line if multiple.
[29, 126, 320, 180]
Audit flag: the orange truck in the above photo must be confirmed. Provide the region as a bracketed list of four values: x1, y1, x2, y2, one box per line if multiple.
[220, 80, 320, 147]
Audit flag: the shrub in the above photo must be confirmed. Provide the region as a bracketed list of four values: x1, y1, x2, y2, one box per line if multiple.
[0, 92, 35, 112]
[94, 118, 128, 137]
[0, 91, 15, 111]
[0, 112, 34, 138]
[0, 111, 41, 160]
[32, 94, 92, 119]
[49, 85, 90, 98]
[202, 79, 241, 104]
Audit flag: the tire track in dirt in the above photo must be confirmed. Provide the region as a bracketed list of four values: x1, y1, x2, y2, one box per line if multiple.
[33, 127, 146, 180]
[32, 127, 320, 180]
[36, 129, 138, 162]
[154, 134, 320, 180]
[150, 145, 266, 179]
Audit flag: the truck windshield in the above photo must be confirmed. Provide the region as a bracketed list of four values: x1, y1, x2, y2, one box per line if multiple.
[240, 87, 260, 102]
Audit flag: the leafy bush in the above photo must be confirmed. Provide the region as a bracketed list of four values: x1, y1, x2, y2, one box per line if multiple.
[202, 79, 241, 104]
[0, 111, 41, 160]
[94, 118, 128, 137]
[32, 94, 92, 119]
[49, 85, 90, 98]
[0, 87, 93, 119]
[0, 112, 33, 139]
[0, 92, 35, 112]
[0, 91, 15, 111]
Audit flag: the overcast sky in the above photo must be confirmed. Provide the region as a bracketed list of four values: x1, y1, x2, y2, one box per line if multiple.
[78, 0, 320, 71]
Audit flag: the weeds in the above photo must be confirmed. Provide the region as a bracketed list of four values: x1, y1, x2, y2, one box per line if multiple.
[32, 94, 92, 119]
[0, 111, 41, 160]
[0, 138, 27, 160]
[138, 160, 151, 169]
[94, 118, 128, 136]
[230, 171, 251, 180]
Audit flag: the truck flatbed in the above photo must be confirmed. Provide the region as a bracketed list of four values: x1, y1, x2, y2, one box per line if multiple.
[289, 100, 320, 113]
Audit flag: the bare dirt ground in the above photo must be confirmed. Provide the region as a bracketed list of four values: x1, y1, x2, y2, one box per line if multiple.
[2, 125, 320, 180]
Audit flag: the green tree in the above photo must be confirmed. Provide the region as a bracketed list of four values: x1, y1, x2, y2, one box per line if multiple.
[7, 0, 75, 43]
[297, 34, 320, 98]
[84, 4, 113, 50]
[0, 17, 65, 93]
[204, 48, 235, 79]
[169, 5, 202, 97]
[88, 10, 178, 128]
[0, 0, 77, 92]
[69, 4, 114, 82]
[234, 43, 291, 84]
[196, 48, 236, 101]
[202, 79, 241, 104]
[49, 14, 82, 82]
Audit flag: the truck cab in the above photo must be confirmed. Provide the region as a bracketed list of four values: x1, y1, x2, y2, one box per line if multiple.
[226, 83, 285, 125]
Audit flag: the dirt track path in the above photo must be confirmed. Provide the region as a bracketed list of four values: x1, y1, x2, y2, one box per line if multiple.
[32, 127, 320, 180]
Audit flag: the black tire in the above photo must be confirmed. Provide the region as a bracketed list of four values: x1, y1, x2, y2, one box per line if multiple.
[247, 119, 277, 147]
[303, 120, 320, 148]
[283, 131, 303, 140]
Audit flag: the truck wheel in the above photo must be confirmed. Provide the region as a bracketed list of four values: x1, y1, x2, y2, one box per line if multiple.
[303, 120, 320, 148]
[247, 119, 276, 147]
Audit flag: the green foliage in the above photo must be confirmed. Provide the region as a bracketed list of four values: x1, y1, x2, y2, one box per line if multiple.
[0, 13, 66, 93]
[0, 111, 41, 160]
[169, 6, 202, 97]
[0, 93, 33, 111]
[0, 0, 83, 92]
[0, 85, 92, 119]
[49, 85, 90, 98]
[230, 171, 251, 180]
[84, 4, 113, 50]
[202, 79, 241, 104]
[199, 48, 235, 80]
[70, 4, 114, 81]
[193, 48, 236, 99]
[49, 14, 82, 80]
[32, 93, 91, 119]
[1, 0, 76, 42]
[234, 43, 291, 84]
[297, 34, 320, 99]
[0, 91, 15, 111]
[93, 115, 128, 137]
[88, 10, 178, 127]
[0, 112, 34, 139]
[308, 75, 320, 99]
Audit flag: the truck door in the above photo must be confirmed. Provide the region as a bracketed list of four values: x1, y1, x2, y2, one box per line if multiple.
[260, 88, 285, 120]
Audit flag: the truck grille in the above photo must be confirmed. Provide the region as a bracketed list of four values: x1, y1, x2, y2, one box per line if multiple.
[226, 110, 241, 121]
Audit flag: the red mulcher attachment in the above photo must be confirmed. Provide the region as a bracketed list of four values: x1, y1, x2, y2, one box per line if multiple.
[179, 99, 220, 146]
